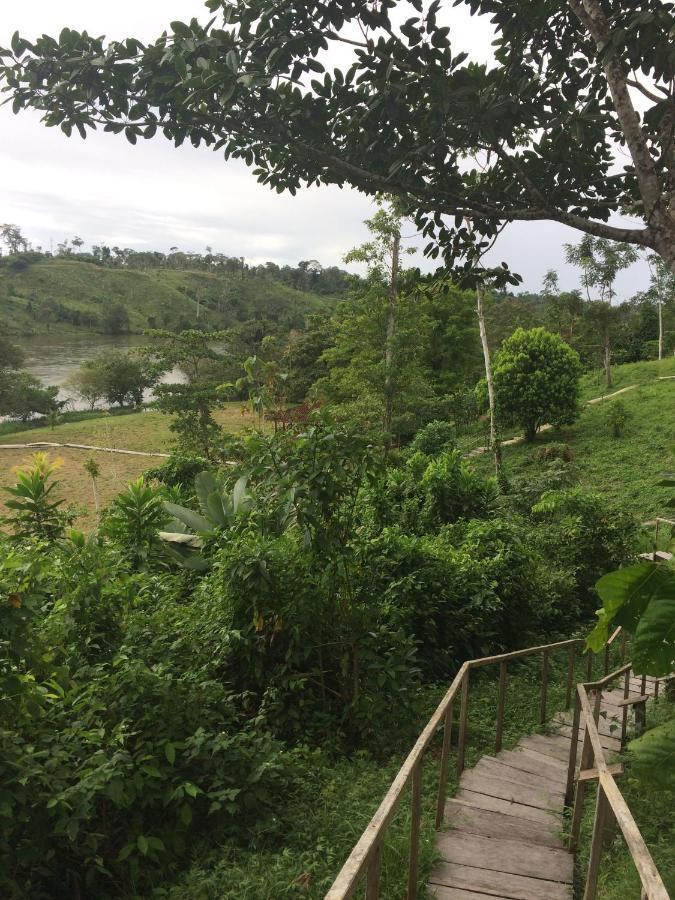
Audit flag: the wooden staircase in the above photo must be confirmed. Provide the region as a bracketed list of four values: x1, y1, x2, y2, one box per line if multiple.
[428, 675, 659, 900]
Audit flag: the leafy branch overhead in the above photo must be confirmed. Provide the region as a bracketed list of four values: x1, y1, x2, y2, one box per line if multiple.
[1, 1, 674, 280]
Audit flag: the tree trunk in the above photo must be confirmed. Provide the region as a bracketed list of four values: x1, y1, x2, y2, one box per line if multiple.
[91, 478, 100, 517]
[658, 299, 663, 361]
[604, 333, 612, 388]
[476, 286, 502, 478]
[383, 229, 400, 438]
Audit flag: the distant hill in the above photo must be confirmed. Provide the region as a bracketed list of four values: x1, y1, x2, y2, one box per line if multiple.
[0, 256, 345, 335]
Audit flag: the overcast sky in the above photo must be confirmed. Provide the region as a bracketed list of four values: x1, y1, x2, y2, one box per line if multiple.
[0, 1, 651, 297]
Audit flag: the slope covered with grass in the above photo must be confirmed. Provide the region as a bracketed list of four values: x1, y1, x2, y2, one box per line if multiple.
[0, 258, 336, 335]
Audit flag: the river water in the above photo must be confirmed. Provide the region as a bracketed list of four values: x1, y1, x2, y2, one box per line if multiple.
[16, 334, 185, 411]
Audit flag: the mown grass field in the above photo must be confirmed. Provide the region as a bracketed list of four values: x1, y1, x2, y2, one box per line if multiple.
[0, 403, 259, 527]
[468, 358, 675, 518]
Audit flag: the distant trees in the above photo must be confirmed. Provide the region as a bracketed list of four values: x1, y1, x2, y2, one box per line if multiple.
[70, 351, 156, 409]
[1, 223, 28, 254]
[491, 328, 582, 442]
[0, 335, 60, 420]
[102, 303, 130, 334]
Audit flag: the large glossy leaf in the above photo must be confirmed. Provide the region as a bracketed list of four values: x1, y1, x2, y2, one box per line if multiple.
[194, 471, 218, 517]
[595, 563, 659, 631]
[163, 502, 211, 534]
[633, 572, 675, 676]
[206, 491, 229, 526]
[232, 476, 250, 515]
[628, 717, 675, 790]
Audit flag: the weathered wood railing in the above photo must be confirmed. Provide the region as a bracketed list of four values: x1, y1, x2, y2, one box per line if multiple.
[325, 636, 600, 900]
[565, 664, 669, 900]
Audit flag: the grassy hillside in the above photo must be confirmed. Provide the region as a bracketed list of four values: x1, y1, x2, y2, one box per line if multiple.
[0, 258, 336, 335]
[470, 358, 675, 518]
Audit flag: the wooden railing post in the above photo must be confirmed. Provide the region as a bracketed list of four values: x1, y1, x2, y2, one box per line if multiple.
[565, 691, 581, 806]
[565, 644, 576, 709]
[583, 784, 609, 900]
[495, 661, 507, 754]
[456, 669, 470, 776]
[539, 649, 549, 724]
[586, 649, 594, 682]
[621, 669, 630, 745]
[603, 643, 610, 676]
[365, 843, 382, 900]
[406, 761, 423, 900]
[570, 721, 594, 851]
[435, 701, 453, 828]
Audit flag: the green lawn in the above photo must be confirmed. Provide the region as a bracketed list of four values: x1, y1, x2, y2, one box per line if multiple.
[469, 359, 675, 518]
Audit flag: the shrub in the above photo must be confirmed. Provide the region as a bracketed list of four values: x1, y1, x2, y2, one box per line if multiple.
[408, 419, 456, 456]
[606, 397, 631, 438]
[534, 442, 574, 462]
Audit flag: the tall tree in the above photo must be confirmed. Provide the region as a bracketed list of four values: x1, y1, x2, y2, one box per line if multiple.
[645, 253, 674, 360]
[2, 3, 674, 274]
[1, 223, 27, 255]
[343, 201, 415, 437]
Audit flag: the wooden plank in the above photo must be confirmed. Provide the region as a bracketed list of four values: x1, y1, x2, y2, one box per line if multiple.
[554, 711, 621, 739]
[445, 799, 564, 848]
[429, 862, 573, 900]
[519, 734, 572, 763]
[436, 830, 573, 883]
[473, 758, 565, 795]
[429, 886, 512, 900]
[495, 749, 568, 786]
[515, 745, 568, 773]
[616, 693, 649, 706]
[553, 723, 621, 752]
[455, 789, 562, 827]
[579, 762, 624, 782]
[459, 770, 563, 812]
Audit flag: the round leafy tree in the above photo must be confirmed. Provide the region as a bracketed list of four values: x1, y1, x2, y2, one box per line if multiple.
[492, 328, 582, 442]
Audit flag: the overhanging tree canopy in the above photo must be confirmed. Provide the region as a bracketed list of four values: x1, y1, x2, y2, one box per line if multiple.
[1, 0, 674, 277]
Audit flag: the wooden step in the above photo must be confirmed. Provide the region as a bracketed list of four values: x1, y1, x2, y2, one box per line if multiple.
[518, 734, 572, 764]
[445, 799, 565, 848]
[436, 830, 573, 883]
[429, 886, 512, 900]
[455, 789, 562, 827]
[513, 746, 568, 774]
[495, 749, 568, 786]
[472, 757, 565, 796]
[429, 861, 573, 900]
[459, 770, 563, 812]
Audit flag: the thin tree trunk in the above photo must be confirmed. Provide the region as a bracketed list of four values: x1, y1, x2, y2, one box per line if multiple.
[658, 299, 663, 361]
[604, 332, 612, 388]
[476, 286, 502, 478]
[91, 478, 100, 517]
[383, 229, 400, 437]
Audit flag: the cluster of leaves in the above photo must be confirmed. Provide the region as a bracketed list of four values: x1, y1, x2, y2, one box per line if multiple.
[0, 421, 638, 895]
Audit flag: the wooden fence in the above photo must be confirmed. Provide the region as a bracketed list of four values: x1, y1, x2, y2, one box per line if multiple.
[325, 635, 599, 900]
[565, 664, 669, 900]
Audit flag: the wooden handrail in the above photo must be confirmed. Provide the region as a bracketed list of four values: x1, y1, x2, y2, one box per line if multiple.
[326, 636, 589, 900]
[568, 676, 669, 900]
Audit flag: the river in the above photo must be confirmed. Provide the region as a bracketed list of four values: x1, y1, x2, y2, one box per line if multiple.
[16, 334, 185, 411]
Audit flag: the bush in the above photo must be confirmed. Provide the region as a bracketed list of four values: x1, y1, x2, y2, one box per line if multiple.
[534, 442, 574, 462]
[606, 397, 631, 437]
[407, 419, 456, 456]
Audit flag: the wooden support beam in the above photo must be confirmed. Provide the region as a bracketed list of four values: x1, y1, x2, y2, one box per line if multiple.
[435, 702, 453, 829]
[406, 761, 422, 900]
[494, 661, 507, 754]
[616, 694, 649, 707]
[579, 763, 624, 782]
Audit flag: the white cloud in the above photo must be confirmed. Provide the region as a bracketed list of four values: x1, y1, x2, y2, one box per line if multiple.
[0, 1, 651, 296]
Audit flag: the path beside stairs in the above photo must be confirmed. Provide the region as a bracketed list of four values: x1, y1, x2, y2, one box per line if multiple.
[427, 674, 659, 900]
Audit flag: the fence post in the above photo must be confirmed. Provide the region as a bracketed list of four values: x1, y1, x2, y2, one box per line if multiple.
[565, 644, 576, 709]
[539, 650, 549, 724]
[365, 843, 382, 900]
[570, 714, 594, 851]
[586, 649, 593, 682]
[565, 691, 581, 806]
[406, 760, 423, 900]
[435, 701, 453, 828]
[583, 783, 609, 900]
[621, 669, 630, 745]
[456, 669, 470, 776]
[495, 661, 507, 754]
[603, 643, 610, 676]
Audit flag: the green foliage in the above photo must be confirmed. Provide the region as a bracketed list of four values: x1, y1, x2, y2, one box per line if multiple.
[1, 453, 73, 541]
[491, 327, 582, 441]
[627, 711, 675, 791]
[72, 349, 155, 409]
[606, 397, 631, 438]
[100, 477, 170, 570]
[0, 369, 60, 421]
[407, 419, 456, 456]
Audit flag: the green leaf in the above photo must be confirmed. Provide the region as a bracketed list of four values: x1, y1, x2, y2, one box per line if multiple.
[164, 502, 211, 534]
[632, 572, 675, 676]
[595, 563, 658, 631]
[164, 742, 176, 765]
[628, 717, 675, 790]
[194, 471, 218, 516]
[137, 835, 149, 855]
